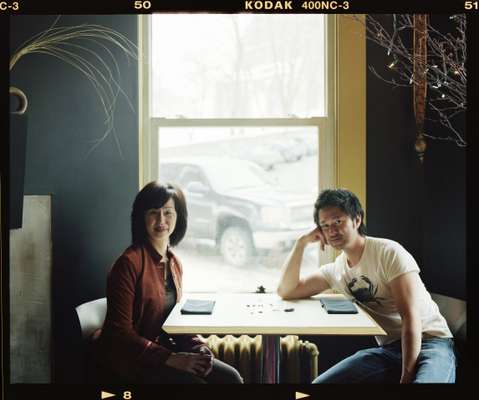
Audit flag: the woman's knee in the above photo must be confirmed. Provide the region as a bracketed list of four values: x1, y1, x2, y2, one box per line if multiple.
[222, 367, 244, 384]
[207, 359, 244, 384]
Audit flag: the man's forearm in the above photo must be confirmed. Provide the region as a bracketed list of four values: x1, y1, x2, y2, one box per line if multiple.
[400, 313, 422, 383]
[277, 239, 306, 297]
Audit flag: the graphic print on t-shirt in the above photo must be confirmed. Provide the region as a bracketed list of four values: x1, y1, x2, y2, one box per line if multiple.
[346, 275, 385, 306]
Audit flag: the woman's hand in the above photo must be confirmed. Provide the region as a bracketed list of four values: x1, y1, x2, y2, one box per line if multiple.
[197, 347, 214, 377]
[165, 352, 213, 377]
[298, 227, 328, 251]
[190, 345, 214, 376]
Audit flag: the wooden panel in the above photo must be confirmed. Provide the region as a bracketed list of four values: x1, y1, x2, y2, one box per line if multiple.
[10, 195, 52, 383]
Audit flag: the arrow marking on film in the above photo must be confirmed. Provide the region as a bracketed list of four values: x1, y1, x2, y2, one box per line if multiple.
[295, 392, 310, 399]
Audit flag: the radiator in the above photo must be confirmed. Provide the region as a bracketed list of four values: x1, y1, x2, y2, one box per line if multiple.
[199, 335, 319, 383]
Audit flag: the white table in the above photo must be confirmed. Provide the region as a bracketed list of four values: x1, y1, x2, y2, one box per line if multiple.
[163, 293, 386, 383]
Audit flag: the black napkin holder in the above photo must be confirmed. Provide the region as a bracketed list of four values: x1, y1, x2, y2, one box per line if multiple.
[180, 299, 215, 315]
[320, 298, 358, 314]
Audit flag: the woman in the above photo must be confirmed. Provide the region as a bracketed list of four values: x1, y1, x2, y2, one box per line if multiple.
[95, 182, 243, 383]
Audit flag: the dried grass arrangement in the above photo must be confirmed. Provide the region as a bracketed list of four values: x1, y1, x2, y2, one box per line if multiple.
[9, 16, 138, 157]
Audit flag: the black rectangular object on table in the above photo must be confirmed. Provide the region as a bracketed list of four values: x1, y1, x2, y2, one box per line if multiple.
[180, 299, 216, 315]
[320, 298, 358, 314]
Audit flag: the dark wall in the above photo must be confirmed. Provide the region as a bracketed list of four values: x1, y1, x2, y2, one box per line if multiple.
[366, 14, 465, 300]
[9, 15, 138, 383]
[421, 140, 465, 298]
[366, 14, 425, 281]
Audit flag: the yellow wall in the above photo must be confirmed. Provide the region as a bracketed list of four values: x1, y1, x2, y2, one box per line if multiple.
[336, 15, 366, 211]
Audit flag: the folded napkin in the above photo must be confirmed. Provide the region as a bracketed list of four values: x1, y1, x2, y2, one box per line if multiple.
[180, 299, 216, 315]
[320, 298, 358, 314]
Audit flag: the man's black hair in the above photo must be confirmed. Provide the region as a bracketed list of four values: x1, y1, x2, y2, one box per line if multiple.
[313, 189, 366, 236]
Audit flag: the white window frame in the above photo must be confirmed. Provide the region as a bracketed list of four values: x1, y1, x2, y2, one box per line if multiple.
[138, 14, 338, 266]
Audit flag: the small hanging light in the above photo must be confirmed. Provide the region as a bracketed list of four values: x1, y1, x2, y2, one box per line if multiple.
[388, 60, 397, 69]
[415, 133, 427, 163]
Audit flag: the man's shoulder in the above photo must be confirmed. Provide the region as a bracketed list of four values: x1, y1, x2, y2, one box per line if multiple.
[365, 236, 417, 273]
[366, 236, 403, 254]
[322, 252, 346, 272]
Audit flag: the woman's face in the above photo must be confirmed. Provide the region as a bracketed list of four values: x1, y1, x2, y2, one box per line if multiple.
[144, 198, 177, 243]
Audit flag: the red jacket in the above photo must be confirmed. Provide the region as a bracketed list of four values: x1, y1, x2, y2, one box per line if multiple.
[95, 242, 205, 379]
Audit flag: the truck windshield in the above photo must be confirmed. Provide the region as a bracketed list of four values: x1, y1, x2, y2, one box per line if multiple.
[202, 160, 274, 192]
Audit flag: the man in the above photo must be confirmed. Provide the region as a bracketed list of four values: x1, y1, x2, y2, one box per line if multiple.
[277, 189, 456, 383]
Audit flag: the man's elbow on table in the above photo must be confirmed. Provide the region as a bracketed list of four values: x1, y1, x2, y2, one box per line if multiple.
[277, 284, 298, 300]
[277, 286, 288, 300]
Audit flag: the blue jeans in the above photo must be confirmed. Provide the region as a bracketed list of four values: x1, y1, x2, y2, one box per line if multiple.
[312, 337, 456, 383]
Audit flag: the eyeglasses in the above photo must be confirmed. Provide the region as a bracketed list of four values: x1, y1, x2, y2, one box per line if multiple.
[318, 218, 347, 232]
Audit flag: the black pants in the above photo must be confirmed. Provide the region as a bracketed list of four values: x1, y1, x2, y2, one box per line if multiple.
[139, 358, 244, 384]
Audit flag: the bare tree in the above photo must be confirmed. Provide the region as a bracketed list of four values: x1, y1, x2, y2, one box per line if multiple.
[360, 14, 466, 147]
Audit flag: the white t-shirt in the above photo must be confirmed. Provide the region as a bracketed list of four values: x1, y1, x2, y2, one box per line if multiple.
[318, 236, 452, 345]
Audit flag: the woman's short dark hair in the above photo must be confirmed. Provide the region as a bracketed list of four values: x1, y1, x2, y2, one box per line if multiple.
[313, 188, 366, 236]
[131, 181, 187, 247]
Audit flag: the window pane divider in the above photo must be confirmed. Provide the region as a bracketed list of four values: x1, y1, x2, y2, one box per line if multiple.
[151, 117, 327, 128]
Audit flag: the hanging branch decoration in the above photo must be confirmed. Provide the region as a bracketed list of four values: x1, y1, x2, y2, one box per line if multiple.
[413, 15, 428, 162]
[9, 16, 138, 158]
[357, 14, 467, 149]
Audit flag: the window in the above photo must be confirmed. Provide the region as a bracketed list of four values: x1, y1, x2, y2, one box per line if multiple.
[140, 14, 337, 292]
[151, 14, 326, 118]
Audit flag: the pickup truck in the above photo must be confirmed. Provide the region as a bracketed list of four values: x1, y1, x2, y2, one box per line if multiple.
[159, 156, 314, 267]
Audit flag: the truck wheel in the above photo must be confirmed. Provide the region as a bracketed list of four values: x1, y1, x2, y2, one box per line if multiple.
[219, 226, 254, 267]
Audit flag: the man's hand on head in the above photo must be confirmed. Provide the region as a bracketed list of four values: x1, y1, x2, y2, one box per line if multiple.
[299, 227, 328, 250]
